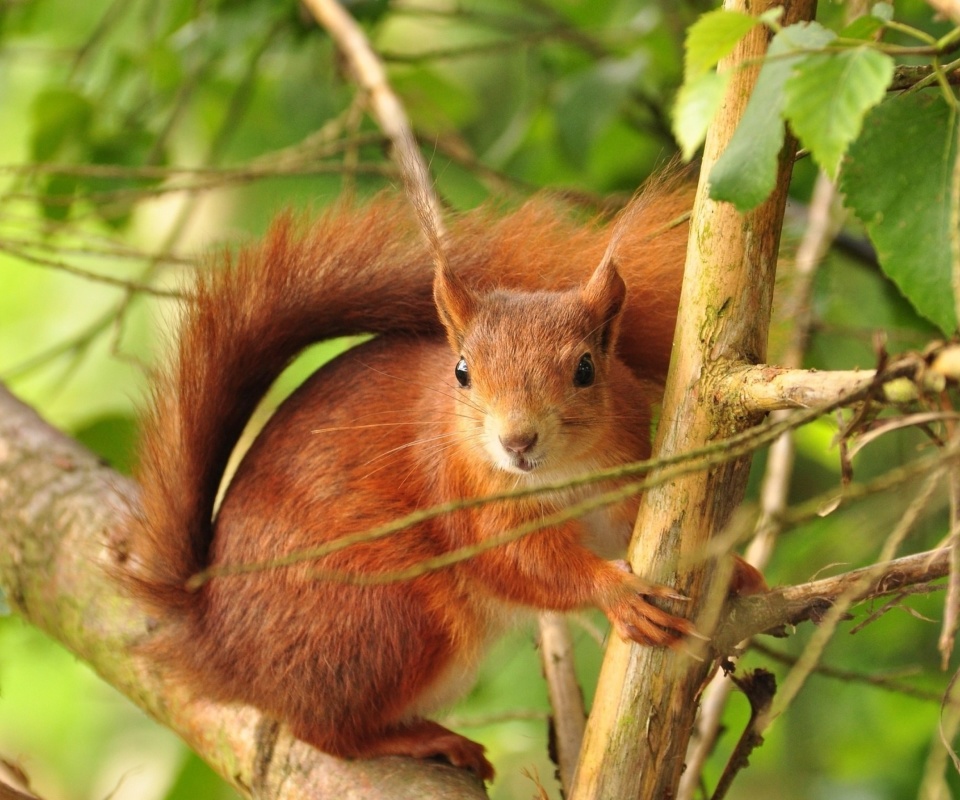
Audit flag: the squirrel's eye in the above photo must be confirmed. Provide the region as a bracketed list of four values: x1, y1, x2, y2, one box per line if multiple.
[573, 353, 595, 387]
[455, 357, 471, 387]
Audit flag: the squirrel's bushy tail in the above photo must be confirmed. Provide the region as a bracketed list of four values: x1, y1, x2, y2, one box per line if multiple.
[131, 197, 438, 616]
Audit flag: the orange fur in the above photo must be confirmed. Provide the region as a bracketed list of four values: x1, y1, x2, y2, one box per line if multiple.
[127, 178, 757, 780]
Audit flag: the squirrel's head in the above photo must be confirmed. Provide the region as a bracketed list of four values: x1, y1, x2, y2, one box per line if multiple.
[433, 258, 628, 480]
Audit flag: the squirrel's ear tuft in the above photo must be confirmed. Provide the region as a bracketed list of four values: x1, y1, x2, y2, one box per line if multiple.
[581, 258, 626, 354]
[434, 265, 478, 350]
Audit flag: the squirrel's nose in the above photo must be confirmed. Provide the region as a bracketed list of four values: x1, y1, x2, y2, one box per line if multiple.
[499, 431, 538, 455]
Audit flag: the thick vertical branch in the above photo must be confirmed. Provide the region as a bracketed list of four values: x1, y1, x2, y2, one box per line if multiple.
[570, 2, 817, 798]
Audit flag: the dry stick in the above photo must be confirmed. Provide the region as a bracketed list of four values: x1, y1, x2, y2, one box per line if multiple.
[677, 172, 844, 800]
[940, 437, 960, 668]
[190, 359, 945, 590]
[538, 612, 587, 793]
[920, 670, 960, 800]
[710, 472, 947, 798]
[0, 241, 182, 298]
[920, 430, 960, 799]
[709, 670, 777, 800]
[931, 112, 960, 800]
[716, 546, 953, 651]
[300, 0, 444, 236]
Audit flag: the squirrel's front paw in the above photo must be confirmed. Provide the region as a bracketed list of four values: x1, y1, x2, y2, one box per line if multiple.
[605, 589, 695, 648]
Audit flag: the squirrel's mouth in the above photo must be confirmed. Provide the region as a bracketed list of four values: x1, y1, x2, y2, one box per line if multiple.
[505, 452, 541, 473]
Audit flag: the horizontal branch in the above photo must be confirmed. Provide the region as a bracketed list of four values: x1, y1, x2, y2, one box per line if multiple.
[728, 344, 960, 413]
[714, 547, 950, 654]
[0, 384, 486, 800]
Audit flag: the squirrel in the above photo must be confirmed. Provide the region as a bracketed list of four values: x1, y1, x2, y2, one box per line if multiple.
[127, 178, 765, 782]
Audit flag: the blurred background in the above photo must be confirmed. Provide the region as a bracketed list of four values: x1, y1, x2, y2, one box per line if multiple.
[0, 0, 956, 798]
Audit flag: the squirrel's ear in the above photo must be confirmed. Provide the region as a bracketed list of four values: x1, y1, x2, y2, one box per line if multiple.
[434, 265, 478, 349]
[582, 258, 626, 354]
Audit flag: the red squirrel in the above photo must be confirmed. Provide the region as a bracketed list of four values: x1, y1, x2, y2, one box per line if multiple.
[128, 179, 762, 781]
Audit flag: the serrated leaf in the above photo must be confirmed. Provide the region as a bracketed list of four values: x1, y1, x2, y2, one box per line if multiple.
[709, 21, 836, 211]
[684, 9, 761, 78]
[672, 71, 730, 161]
[841, 92, 959, 334]
[783, 46, 894, 178]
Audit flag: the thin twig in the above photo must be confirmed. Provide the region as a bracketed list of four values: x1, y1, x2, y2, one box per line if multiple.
[538, 612, 586, 794]
[0, 242, 182, 298]
[709, 670, 777, 800]
[300, 0, 445, 239]
[716, 546, 953, 653]
[190, 380, 958, 588]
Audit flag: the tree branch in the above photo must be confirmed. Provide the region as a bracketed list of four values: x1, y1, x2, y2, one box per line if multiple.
[727, 343, 960, 413]
[714, 547, 951, 654]
[0, 384, 486, 800]
[571, 2, 817, 797]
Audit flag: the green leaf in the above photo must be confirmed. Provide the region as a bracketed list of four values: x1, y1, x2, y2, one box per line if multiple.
[709, 21, 835, 211]
[841, 92, 959, 334]
[672, 70, 730, 161]
[783, 46, 894, 178]
[684, 9, 761, 78]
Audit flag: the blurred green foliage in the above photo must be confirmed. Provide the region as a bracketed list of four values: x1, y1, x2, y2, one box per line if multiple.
[0, 1, 958, 799]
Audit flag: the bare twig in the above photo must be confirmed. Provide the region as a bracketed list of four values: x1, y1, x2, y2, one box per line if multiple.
[709, 670, 777, 800]
[715, 547, 953, 652]
[0, 241, 182, 298]
[300, 0, 445, 238]
[939, 432, 960, 666]
[538, 612, 586, 794]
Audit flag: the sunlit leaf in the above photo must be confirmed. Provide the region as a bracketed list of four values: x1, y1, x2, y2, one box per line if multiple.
[672, 70, 730, 161]
[783, 46, 894, 177]
[684, 9, 761, 78]
[709, 21, 835, 211]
